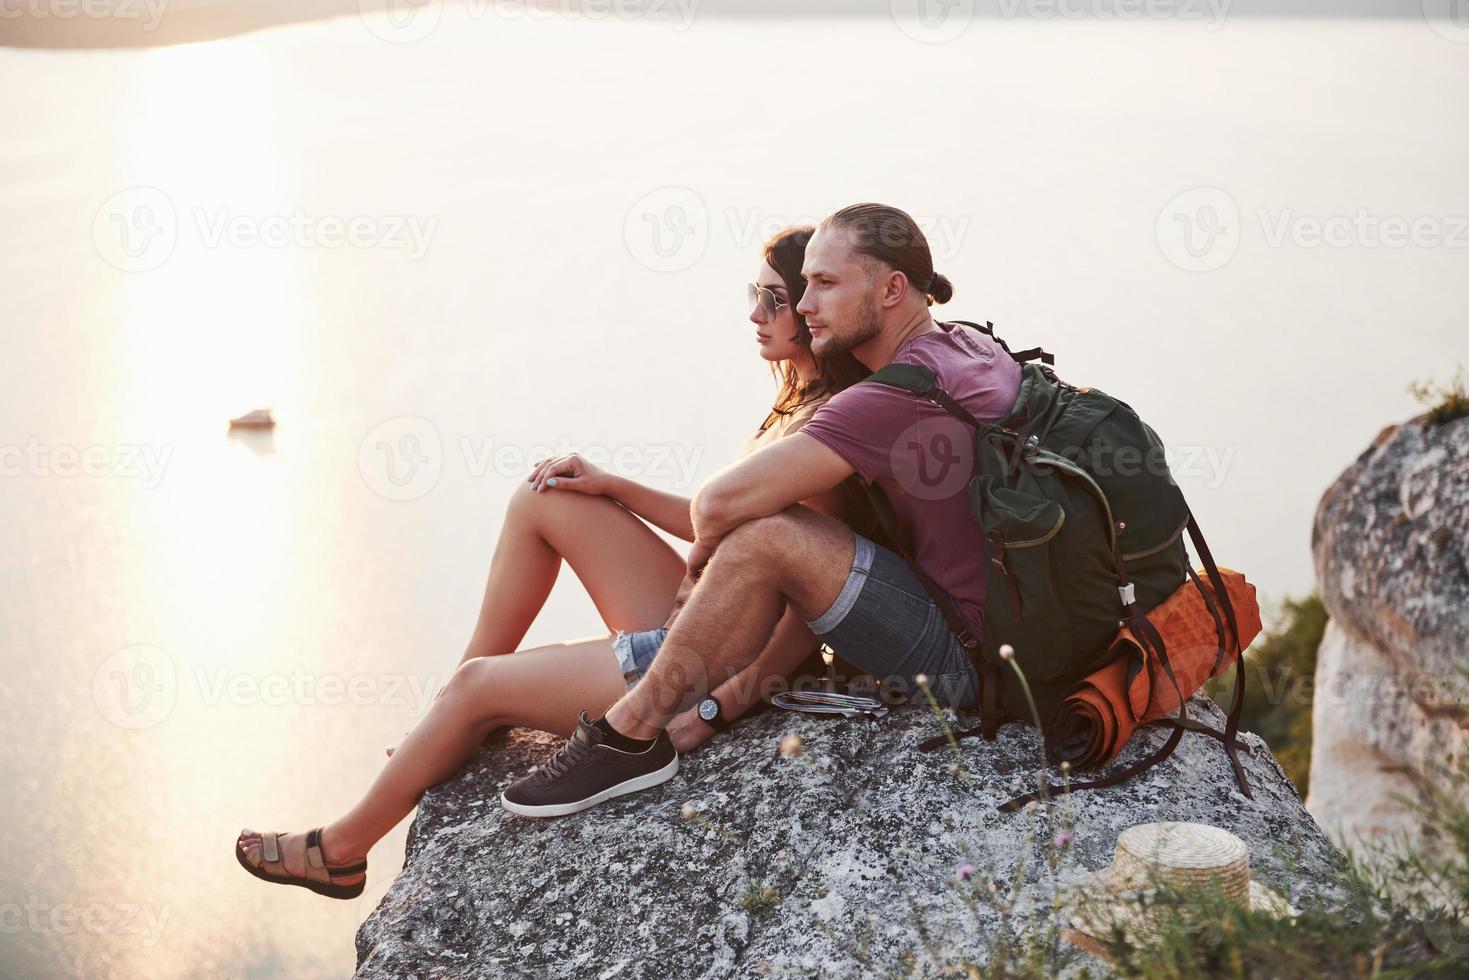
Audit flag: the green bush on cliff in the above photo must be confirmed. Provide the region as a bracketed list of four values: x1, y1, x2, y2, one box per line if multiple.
[1204, 593, 1326, 798]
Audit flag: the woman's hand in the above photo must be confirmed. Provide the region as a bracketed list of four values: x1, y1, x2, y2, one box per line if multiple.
[667, 708, 715, 754]
[527, 452, 610, 496]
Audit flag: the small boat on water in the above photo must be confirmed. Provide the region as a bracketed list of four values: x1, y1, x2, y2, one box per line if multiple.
[228, 408, 276, 430]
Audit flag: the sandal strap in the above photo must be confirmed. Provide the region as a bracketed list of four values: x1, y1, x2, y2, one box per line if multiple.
[305, 828, 368, 881]
[303, 828, 332, 884]
[261, 831, 281, 866]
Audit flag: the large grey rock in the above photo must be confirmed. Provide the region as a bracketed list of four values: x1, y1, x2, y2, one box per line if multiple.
[356, 695, 1355, 979]
[1308, 414, 1469, 852]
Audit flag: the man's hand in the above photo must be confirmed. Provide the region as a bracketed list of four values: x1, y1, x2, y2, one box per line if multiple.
[667, 707, 715, 753]
[686, 537, 719, 582]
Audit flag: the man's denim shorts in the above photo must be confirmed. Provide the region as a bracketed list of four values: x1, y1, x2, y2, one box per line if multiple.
[612, 627, 669, 692]
[803, 532, 980, 709]
[612, 532, 979, 707]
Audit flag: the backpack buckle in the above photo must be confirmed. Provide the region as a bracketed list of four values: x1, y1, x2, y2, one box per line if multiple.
[1118, 582, 1136, 606]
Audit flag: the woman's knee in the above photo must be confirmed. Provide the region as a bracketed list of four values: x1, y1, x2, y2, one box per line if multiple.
[506, 478, 601, 530]
[444, 656, 501, 716]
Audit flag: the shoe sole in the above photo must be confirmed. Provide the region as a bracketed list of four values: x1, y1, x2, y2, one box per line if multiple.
[499, 753, 680, 818]
[233, 842, 366, 900]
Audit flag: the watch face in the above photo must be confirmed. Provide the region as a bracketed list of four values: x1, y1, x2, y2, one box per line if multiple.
[698, 699, 719, 722]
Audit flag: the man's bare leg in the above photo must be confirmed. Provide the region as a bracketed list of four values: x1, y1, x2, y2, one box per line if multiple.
[604, 506, 857, 739]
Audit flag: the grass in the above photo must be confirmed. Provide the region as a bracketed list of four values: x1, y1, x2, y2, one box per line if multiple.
[1203, 593, 1326, 796]
[1408, 366, 1469, 427]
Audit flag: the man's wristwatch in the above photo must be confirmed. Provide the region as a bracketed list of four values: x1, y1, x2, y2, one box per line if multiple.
[697, 695, 731, 732]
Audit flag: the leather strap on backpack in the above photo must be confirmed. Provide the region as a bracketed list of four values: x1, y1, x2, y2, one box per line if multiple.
[950, 319, 1056, 367]
[998, 511, 1254, 813]
[1186, 514, 1253, 799]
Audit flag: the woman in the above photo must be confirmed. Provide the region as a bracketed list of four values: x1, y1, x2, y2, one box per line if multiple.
[235, 226, 877, 899]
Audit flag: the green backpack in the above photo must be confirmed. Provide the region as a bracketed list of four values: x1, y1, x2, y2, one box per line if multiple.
[860, 320, 1250, 812]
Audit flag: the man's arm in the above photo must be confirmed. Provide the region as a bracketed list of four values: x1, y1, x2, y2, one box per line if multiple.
[690, 432, 856, 543]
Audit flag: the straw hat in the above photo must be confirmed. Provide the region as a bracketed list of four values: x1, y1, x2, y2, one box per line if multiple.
[1064, 822, 1297, 953]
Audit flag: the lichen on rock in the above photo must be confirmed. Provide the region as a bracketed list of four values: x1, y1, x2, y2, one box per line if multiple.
[1308, 413, 1469, 854]
[356, 694, 1355, 978]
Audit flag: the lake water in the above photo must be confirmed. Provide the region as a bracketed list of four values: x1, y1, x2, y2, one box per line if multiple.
[1, 9, 1466, 977]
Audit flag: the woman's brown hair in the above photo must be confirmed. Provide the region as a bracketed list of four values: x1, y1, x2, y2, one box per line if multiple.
[754, 225, 892, 551]
[757, 225, 871, 434]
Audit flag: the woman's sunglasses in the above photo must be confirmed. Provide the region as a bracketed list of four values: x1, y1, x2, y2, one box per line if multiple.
[746, 282, 790, 320]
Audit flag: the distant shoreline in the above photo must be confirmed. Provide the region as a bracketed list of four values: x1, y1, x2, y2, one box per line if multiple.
[0, 0, 1439, 53]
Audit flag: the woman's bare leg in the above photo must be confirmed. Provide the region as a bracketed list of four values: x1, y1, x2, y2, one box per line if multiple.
[461, 482, 688, 663]
[237, 601, 837, 883]
[238, 636, 627, 881]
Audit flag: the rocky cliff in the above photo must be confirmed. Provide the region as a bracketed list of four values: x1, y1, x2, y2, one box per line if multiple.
[1308, 413, 1469, 853]
[356, 694, 1355, 978]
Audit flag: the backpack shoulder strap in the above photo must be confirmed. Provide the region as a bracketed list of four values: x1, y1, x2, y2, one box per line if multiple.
[949, 319, 1056, 367]
[865, 362, 938, 395]
[866, 363, 998, 434]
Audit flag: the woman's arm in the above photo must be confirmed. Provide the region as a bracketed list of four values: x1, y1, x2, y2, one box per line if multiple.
[602, 474, 696, 543]
[525, 452, 697, 543]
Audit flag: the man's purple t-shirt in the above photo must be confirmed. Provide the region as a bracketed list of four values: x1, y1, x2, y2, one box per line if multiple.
[800, 321, 1023, 642]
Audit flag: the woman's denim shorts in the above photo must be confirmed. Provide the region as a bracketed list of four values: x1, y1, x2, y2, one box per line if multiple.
[803, 532, 980, 709]
[612, 627, 669, 692]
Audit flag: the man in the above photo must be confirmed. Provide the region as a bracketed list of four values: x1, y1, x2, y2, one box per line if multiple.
[501, 203, 1023, 817]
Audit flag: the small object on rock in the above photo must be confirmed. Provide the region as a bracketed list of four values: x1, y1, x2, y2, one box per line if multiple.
[229, 408, 275, 429]
[1063, 821, 1297, 959]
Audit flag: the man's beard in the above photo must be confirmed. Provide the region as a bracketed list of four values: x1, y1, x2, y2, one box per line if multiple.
[815, 293, 881, 359]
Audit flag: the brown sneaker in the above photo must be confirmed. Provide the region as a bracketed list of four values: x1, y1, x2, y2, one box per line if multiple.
[500, 710, 679, 818]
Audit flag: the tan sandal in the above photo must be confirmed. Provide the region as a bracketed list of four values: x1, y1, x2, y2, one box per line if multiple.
[234, 827, 367, 900]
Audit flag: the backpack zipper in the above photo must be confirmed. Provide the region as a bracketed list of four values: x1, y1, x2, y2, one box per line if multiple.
[1122, 516, 1190, 562]
[1026, 449, 1118, 554]
[1006, 508, 1067, 548]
